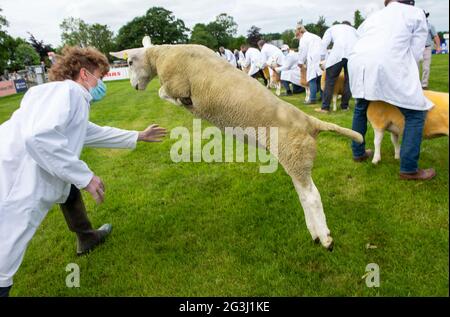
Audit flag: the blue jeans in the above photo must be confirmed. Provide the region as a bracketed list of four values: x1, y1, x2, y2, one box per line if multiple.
[0, 286, 11, 297]
[308, 76, 322, 102]
[351, 98, 427, 173]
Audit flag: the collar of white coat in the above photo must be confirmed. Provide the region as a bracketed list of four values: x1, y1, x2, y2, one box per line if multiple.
[66, 79, 93, 104]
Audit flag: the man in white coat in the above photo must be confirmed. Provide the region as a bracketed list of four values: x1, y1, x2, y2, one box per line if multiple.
[275, 44, 305, 96]
[316, 21, 358, 113]
[0, 46, 167, 296]
[219, 46, 237, 67]
[296, 24, 323, 104]
[348, 0, 435, 180]
[240, 44, 268, 86]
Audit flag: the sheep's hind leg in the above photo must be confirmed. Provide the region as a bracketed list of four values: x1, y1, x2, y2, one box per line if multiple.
[292, 176, 334, 250]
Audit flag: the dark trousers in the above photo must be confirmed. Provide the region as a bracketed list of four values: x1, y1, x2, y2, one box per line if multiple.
[0, 286, 11, 297]
[281, 80, 305, 94]
[322, 58, 351, 110]
[251, 69, 268, 86]
[351, 98, 427, 173]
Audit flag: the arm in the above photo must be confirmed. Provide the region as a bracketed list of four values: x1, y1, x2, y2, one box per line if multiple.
[84, 122, 139, 149]
[434, 35, 441, 53]
[411, 14, 429, 63]
[321, 28, 332, 60]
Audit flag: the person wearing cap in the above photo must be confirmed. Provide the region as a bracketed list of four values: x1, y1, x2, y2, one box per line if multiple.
[315, 21, 358, 113]
[421, 11, 441, 89]
[275, 44, 305, 96]
[348, 0, 436, 180]
[295, 24, 323, 105]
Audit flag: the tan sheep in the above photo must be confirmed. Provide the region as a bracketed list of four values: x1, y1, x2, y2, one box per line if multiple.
[320, 70, 345, 111]
[111, 37, 363, 250]
[368, 90, 449, 164]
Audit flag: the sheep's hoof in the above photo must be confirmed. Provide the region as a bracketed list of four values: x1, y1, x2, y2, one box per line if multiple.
[314, 237, 320, 244]
[372, 158, 380, 165]
[321, 235, 334, 251]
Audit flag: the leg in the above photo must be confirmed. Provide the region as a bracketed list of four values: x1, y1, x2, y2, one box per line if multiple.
[60, 185, 112, 256]
[281, 80, 292, 94]
[372, 128, 385, 164]
[305, 87, 311, 102]
[390, 133, 401, 160]
[332, 95, 338, 112]
[317, 75, 323, 101]
[351, 98, 370, 159]
[341, 59, 351, 109]
[292, 83, 305, 94]
[421, 47, 432, 88]
[397, 108, 427, 173]
[159, 86, 183, 106]
[292, 176, 333, 250]
[308, 77, 318, 102]
[0, 286, 11, 297]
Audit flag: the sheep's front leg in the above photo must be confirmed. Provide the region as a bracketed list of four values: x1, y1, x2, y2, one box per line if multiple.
[159, 86, 183, 106]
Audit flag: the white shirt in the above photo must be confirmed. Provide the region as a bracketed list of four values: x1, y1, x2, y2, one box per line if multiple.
[243, 47, 264, 76]
[321, 24, 358, 69]
[220, 49, 237, 67]
[298, 31, 323, 82]
[276, 52, 301, 85]
[0, 80, 138, 287]
[260, 43, 284, 67]
[348, 2, 432, 110]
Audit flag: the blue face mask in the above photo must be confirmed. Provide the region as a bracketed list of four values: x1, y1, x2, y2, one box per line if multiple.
[86, 71, 106, 102]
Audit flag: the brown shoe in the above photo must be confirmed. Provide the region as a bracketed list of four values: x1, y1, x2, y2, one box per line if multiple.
[399, 168, 436, 181]
[315, 108, 330, 113]
[353, 149, 373, 162]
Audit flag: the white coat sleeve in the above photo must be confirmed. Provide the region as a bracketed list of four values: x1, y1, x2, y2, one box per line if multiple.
[298, 41, 308, 65]
[84, 122, 139, 149]
[24, 88, 93, 189]
[411, 13, 428, 63]
[321, 29, 332, 58]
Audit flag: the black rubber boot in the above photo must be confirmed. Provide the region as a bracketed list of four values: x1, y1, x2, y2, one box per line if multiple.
[0, 286, 11, 297]
[60, 185, 112, 256]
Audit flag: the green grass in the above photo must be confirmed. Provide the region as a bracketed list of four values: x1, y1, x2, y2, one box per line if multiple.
[1, 55, 448, 296]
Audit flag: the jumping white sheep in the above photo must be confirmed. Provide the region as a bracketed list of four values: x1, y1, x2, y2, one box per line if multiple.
[110, 36, 363, 250]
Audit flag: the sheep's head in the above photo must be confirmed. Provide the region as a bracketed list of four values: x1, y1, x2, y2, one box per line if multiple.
[110, 36, 155, 90]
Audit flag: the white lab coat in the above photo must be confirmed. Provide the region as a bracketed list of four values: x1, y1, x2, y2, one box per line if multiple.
[276, 52, 301, 85]
[220, 49, 237, 67]
[0, 80, 138, 287]
[321, 24, 358, 69]
[243, 47, 264, 76]
[298, 31, 323, 82]
[260, 43, 284, 67]
[348, 2, 433, 111]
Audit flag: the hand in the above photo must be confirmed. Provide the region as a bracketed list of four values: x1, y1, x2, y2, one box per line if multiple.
[84, 175, 105, 204]
[138, 124, 167, 142]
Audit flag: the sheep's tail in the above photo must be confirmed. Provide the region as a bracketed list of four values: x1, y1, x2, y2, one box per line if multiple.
[310, 116, 363, 143]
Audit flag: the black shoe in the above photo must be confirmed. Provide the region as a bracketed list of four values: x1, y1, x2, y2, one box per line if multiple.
[280, 92, 293, 96]
[304, 100, 317, 105]
[77, 224, 113, 256]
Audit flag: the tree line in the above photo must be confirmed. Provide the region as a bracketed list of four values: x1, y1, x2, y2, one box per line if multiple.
[1, 5, 444, 74]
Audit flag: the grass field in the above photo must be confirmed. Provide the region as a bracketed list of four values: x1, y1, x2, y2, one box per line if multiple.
[1, 55, 448, 297]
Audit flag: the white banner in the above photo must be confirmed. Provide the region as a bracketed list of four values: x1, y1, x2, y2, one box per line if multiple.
[103, 67, 130, 81]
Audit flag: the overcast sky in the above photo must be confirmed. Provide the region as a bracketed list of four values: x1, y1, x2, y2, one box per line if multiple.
[1, 0, 448, 47]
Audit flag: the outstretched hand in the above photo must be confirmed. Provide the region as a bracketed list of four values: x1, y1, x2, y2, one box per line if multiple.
[138, 124, 168, 142]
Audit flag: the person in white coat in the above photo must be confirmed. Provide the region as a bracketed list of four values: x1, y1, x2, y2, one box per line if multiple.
[296, 24, 323, 104]
[240, 44, 268, 86]
[275, 44, 305, 96]
[316, 21, 358, 113]
[0, 46, 167, 297]
[348, 0, 435, 180]
[219, 46, 237, 67]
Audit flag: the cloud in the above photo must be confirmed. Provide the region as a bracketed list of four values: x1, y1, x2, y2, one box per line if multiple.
[1, 0, 448, 47]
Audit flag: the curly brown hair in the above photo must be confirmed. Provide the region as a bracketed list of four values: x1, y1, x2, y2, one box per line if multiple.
[48, 46, 110, 81]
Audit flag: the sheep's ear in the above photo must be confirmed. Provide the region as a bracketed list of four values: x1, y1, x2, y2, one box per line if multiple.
[109, 50, 129, 60]
[142, 36, 152, 48]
